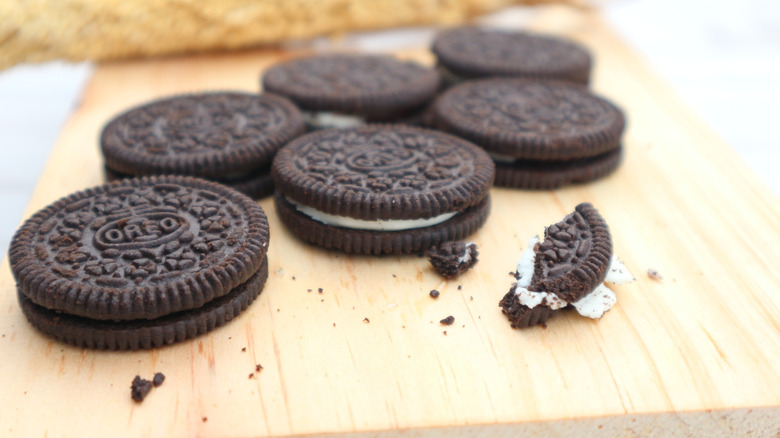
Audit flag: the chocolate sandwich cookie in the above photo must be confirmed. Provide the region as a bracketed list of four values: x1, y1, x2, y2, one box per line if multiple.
[433, 79, 625, 189]
[9, 176, 270, 330]
[432, 27, 592, 86]
[499, 203, 633, 329]
[262, 54, 441, 129]
[101, 92, 304, 198]
[271, 125, 495, 255]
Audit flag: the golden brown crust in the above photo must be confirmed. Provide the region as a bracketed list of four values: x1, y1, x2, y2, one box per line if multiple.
[0, 0, 581, 69]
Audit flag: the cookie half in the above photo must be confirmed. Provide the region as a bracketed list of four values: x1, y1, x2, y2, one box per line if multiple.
[262, 54, 441, 127]
[9, 175, 270, 321]
[271, 125, 494, 254]
[433, 79, 625, 188]
[17, 258, 268, 350]
[432, 27, 592, 86]
[500, 203, 633, 329]
[101, 92, 304, 196]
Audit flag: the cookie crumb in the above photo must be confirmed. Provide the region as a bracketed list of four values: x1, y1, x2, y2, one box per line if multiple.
[426, 241, 478, 279]
[443, 331, 448, 336]
[241, 347, 246, 352]
[248, 373, 254, 379]
[202, 417, 208, 423]
[152, 372, 165, 387]
[429, 289, 440, 298]
[440, 316, 455, 325]
[363, 317, 370, 323]
[131, 376, 153, 402]
[469, 296, 473, 301]
[255, 364, 263, 372]
[647, 268, 663, 281]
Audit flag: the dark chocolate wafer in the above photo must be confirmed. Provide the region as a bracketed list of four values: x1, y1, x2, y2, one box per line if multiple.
[493, 147, 623, 190]
[262, 54, 440, 122]
[18, 259, 268, 350]
[101, 92, 304, 183]
[434, 78, 624, 160]
[432, 27, 592, 85]
[9, 175, 270, 321]
[104, 166, 275, 199]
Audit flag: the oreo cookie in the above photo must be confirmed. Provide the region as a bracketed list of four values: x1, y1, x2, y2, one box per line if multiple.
[262, 54, 441, 129]
[271, 125, 494, 255]
[101, 92, 305, 198]
[433, 79, 625, 189]
[9, 176, 271, 349]
[499, 203, 634, 329]
[432, 27, 592, 86]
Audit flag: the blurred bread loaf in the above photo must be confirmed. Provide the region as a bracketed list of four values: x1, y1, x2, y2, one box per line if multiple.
[0, 0, 577, 69]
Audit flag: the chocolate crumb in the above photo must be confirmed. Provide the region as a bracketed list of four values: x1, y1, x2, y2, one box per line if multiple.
[440, 316, 455, 325]
[392, 274, 397, 278]
[307, 289, 312, 292]
[256, 364, 263, 372]
[131, 376, 153, 402]
[469, 296, 473, 301]
[241, 347, 246, 352]
[152, 372, 165, 387]
[429, 289, 440, 298]
[333, 323, 336, 327]
[363, 317, 370, 323]
[426, 241, 478, 278]
[318, 288, 323, 293]
[647, 269, 663, 281]
[443, 331, 447, 336]
[249, 373, 254, 379]
[457, 285, 462, 290]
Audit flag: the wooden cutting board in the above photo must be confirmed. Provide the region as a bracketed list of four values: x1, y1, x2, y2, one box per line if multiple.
[1, 6, 779, 438]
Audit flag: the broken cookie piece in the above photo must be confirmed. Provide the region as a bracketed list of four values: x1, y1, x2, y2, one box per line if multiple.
[426, 241, 478, 279]
[500, 203, 634, 328]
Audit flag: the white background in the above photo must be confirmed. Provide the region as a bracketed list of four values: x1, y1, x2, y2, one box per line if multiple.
[1, 0, 778, 252]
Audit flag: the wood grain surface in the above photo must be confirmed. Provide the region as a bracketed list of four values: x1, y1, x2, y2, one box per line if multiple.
[1, 6, 779, 438]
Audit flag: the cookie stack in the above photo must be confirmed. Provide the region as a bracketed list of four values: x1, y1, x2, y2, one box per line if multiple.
[9, 176, 271, 350]
[101, 92, 305, 198]
[262, 54, 441, 129]
[432, 78, 625, 189]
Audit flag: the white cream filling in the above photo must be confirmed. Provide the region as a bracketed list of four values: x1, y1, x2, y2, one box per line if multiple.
[488, 152, 519, 164]
[512, 237, 634, 319]
[286, 197, 458, 231]
[457, 242, 476, 265]
[302, 111, 364, 129]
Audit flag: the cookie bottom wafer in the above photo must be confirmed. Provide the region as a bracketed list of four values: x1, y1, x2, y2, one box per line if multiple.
[494, 147, 622, 189]
[275, 193, 491, 255]
[104, 166, 275, 199]
[18, 259, 268, 350]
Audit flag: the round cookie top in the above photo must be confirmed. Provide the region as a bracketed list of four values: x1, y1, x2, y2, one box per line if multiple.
[433, 78, 625, 160]
[272, 125, 495, 220]
[9, 176, 270, 321]
[262, 54, 441, 120]
[101, 92, 305, 178]
[432, 27, 592, 84]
